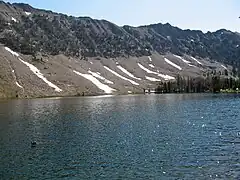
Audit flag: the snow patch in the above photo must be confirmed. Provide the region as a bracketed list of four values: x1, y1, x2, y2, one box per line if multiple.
[148, 56, 152, 62]
[173, 54, 191, 64]
[164, 58, 182, 70]
[25, 12, 31, 16]
[149, 64, 155, 68]
[16, 82, 23, 89]
[138, 63, 175, 80]
[191, 56, 202, 65]
[158, 74, 175, 80]
[73, 70, 115, 94]
[11, 17, 17, 22]
[104, 66, 139, 85]
[117, 65, 141, 80]
[88, 70, 113, 84]
[5, 47, 19, 57]
[128, 91, 132, 94]
[146, 76, 161, 82]
[174, 55, 199, 68]
[188, 64, 197, 68]
[221, 65, 227, 70]
[89, 62, 93, 64]
[5, 46, 62, 92]
[19, 58, 62, 92]
[138, 63, 158, 74]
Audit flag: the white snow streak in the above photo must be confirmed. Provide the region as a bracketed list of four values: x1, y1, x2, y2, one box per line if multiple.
[128, 91, 133, 94]
[158, 74, 175, 80]
[73, 70, 115, 94]
[149, 64, 155, 68]
[164, 58, 182, 70]
[89, 62, 93, 64]
[188, 64, 197, 68]
[174, 55, 199, 68]
[11, 17, 17, 22]
[138, 63, 175, 80]
[104, 66, 139, 85]
[138, 63, 158, 74]
[221, 65, 227, 70]
[5, 47, 19, 57]
[88, 70, 113, 84]
[117, 65, 141, 80]
[5, 47, 62, 92]
[146, 76, 161, 82]
[191, 56, 202, 65]
[25, 12, 31, 16]
[148, 56, 152, 62]
[16, 82, 23, 89]
[19, 58, 62, 92]
[174, 55, 191, 64]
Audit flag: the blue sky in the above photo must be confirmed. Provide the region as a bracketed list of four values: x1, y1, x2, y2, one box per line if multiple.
[5, 0, 240, 32]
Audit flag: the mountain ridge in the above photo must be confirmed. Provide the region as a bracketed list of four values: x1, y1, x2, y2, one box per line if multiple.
[0, 1, 239, 98]
[0, 1, 240, 67]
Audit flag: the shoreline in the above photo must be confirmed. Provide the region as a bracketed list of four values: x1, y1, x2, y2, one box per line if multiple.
[1, 91, 240, 101]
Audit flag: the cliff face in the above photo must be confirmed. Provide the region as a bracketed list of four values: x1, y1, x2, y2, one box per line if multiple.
[0, 1, 237, 98]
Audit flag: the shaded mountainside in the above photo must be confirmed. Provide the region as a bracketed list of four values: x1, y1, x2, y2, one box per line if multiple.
[0, 1, 240, 66]
[0, 1, 239, 98]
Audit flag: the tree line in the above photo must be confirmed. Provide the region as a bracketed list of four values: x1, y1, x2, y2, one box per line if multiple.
[154, 72, 240, 93]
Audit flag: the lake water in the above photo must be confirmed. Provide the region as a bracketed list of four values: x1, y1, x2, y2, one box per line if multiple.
[0, 94, 240, 179]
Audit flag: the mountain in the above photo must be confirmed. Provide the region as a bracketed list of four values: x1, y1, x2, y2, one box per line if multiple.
[0, 1, 238, 98]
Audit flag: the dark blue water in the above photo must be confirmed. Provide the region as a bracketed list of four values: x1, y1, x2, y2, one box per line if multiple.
[0, 94, 240, 179]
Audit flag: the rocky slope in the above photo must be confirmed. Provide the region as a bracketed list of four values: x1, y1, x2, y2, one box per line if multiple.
[0, 1, 237, 98]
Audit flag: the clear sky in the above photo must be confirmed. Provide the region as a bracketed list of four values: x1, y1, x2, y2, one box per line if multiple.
[5, 0, 240, 32]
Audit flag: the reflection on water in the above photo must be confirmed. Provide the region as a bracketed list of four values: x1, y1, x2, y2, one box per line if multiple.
[0, 94, 240, 179]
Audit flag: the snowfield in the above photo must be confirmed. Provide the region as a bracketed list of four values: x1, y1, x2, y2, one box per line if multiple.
[149, 64, 155, 68]
[221, 65, 227, 70]
[148, 56, 152, 62]
[11, 17, 17, 22]
[73, 70, 116, 94]
[173, 55, 191, 64]
[191, 56, 202, 65]
[117, 65, 141, 80]
[25, 12, 31, 16]
[5, 47, 63, 92]
[5, 47, 19, 57]
[164, 58, 182, 70]
[138, 63, 175, 80]
[88, 70, 113, 84]
[104, 66, 139, 85]
[16, 82, 23, 89]
[19, 58, 63, 92]
[146, 76, 161, 82]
